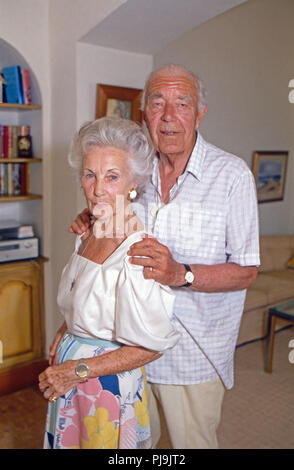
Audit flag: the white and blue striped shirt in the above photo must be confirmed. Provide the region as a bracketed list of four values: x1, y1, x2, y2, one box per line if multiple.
[135, 133, 260, 389]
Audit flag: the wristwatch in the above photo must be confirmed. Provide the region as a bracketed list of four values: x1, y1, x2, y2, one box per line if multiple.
[75, 358, 90, 379]
[181, 264, 194, 287]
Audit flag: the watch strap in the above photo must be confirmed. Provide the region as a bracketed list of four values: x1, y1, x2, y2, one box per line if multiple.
[181, 264, 194, 287]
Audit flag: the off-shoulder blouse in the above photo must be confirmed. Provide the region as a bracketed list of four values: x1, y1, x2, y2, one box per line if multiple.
[57, 231, 181, 352]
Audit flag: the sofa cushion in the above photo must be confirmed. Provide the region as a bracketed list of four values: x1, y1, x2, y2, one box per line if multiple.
[244, 270, 294, 311]
[263, 270, 294, 283]
[244, 287, 268, 311]
[259, 236, 294, 272]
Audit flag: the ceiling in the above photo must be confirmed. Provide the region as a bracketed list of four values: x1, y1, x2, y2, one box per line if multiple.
[80, 0, 247, 55]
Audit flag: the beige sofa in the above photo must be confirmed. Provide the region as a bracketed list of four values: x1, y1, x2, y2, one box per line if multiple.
[237, 235, 294, 346]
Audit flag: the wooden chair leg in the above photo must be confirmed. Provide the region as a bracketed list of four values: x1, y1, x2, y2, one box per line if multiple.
[266, 314, 277, 373]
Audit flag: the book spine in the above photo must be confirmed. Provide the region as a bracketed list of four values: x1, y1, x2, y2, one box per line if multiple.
[0, 71, 5, 103]
[3, 164, 8, 195]
[12, 126, 18, 158]
[2, 66, 24, 104]
[0, 164, 3, 195]
[20, 163, 27, 194]
[12, 163, 21, 195]
[3, 126, 8, 158]
[0, 126, 3, 158]
[7, 126, 13, 158]
[21, 69, 32, 105]
[7, 163, 13, 195]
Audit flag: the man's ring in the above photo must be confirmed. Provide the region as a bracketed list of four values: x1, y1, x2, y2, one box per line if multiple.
[49, 394, 57, 403]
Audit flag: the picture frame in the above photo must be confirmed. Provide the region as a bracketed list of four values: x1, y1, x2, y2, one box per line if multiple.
[95, 84, 143, 123]
[252, 151, 288, 203]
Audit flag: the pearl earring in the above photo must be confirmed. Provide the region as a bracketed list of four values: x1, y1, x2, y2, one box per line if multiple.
[128, 188, 137, 201]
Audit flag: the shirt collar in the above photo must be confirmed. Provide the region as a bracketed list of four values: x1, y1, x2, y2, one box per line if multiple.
[184, 132, 206, 181]
[151, 132, 207, 188]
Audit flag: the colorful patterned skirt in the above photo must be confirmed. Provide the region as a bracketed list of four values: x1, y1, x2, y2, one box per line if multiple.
[43, 332, 152, 449]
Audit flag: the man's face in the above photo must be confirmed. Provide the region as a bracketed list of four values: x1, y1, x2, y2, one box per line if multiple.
[144, 72, 206, 159]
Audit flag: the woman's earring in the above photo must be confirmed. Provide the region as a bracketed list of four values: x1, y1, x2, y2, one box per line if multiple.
[128, 188, 137, 201]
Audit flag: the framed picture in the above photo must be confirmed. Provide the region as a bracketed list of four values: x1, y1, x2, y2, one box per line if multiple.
[252, 151, 288, 203]
[95, 84, 143, 123]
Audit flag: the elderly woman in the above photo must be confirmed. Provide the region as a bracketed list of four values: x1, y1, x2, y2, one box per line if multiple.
[39, 117, 180, 449]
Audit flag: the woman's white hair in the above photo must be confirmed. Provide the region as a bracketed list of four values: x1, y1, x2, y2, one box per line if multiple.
[68, 116, 155, 194]
[141, 64, 207, 112]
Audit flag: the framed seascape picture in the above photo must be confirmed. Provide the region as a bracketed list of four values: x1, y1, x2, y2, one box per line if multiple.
[95, 84, 143, 123]
[252, 151, 288, 203]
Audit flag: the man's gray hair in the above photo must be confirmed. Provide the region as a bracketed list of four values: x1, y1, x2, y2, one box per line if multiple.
[141, 64, 207, 112]
[68, 117, 155, 194]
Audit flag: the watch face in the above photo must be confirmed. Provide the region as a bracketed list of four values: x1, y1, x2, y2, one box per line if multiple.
[185, 271, 194, 283]
[76, 363, 89, 378]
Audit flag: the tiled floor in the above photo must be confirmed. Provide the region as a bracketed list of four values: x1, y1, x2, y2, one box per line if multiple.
[1, 328, 294, 449]
[0, 385, 47, 449]
[0, 383, 170, 449]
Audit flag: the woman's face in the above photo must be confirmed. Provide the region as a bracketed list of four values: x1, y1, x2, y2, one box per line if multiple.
[81, 146, 134, 219]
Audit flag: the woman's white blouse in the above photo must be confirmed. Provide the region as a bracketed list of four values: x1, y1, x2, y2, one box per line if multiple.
[57, 231, 181, 352]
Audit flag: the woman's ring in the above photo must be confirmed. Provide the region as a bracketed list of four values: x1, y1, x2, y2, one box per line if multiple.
[49, 394, 57, 403]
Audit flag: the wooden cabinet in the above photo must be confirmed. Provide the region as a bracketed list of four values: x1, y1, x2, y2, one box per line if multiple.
[0, 257, 47, 395]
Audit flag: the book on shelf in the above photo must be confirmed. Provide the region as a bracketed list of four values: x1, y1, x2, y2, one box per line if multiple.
[1, 66, 24, 104]
[21, 69, 32, 105]
[0, 72, 6, 103]
[0, 162, 27, 196]
[0, 125, 32, 158]
[0, 126, 3, 158]
[0, 66, 33, 105]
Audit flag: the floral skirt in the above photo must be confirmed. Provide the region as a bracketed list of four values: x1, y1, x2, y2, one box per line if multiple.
[43, 332, 152, 449]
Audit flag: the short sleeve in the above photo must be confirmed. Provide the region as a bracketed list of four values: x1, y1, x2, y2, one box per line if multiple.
[226, 170, 260, 266]
[115, 257, 181, 352]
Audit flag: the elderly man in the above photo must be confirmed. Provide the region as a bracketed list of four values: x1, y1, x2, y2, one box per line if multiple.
[69, 64, 259, 449]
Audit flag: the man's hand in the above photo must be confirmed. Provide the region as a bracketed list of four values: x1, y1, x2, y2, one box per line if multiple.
[128, 235, 185, 286]
[69, 208, 91, 240]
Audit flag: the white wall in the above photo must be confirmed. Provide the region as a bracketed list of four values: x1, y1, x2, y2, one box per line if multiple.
[154, 0, 294, 235]
[46, 0, 132, 349]
[0, 0, 131, 353]
[0, 0, 54, 354]
[76, 42, 153, 210]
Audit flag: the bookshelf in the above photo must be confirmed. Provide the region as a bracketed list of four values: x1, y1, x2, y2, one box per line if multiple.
[0, 156, 42, 201]
[0, 103, 43, 202]
[0, 40, 47, 394]
[0, 103, 41, 110]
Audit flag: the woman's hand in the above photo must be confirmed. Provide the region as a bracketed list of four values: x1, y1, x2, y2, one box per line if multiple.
[69, 208, 92, 241]
[39, 360, 83, 401]
[49, 322, 67, 366]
